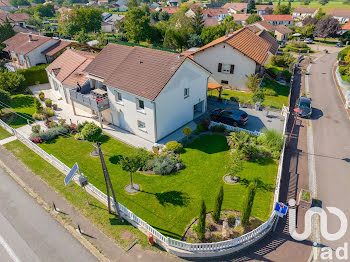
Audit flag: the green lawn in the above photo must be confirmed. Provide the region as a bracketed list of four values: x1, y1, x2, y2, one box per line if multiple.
[258, 1, 350, 11]
[0, 95, 36, 128]
[0, 127, 11, 140]
[31, 133, 278, 239]
[209, 78, 290, 109]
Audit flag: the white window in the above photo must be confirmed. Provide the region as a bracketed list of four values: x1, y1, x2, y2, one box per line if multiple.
[221, 64, 231, 73]
[137, 120, 146, 130]
[137, 99, 145, 111]
[184, 88, 189, 98]
[116, 91, 122, 102]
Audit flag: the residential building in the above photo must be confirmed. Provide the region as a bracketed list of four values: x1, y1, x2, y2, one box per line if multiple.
[223, 2, 247, 14]
[77, 43, 211, 143]
[203, 2, 224, 9]
[292, 7, 318, 19]
[0, 10, 29, 28]
[341, 21, 350, 33]
[326, 9, 350, 24]
[256, 30, 279, 55]
[98, 0, 108, 6]
[204, 18, 218, 27]
[0, 0, 16, 11]
[101, 13, 125, 33]
[119, 4, 128, 11]
[167, 0, 178, 7]
[251, 20, 275, 32]
[156, 6, 178, 15]
[274, 24, 292, 41]
[232, 14, 250, 25]
[3, 33, 71, 71]
[262, 14, 294, 26]
[202, 8, 228, 21]
[191, 27, 272, 91]
[256, 5, 276, 15]
[46, 49, 97, 107]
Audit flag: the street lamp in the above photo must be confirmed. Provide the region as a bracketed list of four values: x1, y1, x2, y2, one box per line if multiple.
[288, 107, 302, 145]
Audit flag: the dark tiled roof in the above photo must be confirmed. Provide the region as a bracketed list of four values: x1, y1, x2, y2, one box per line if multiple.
[3, 33, 51, 54]
[257, 30, 279, 55]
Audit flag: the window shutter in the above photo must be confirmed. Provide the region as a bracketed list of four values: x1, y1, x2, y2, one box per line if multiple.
[230, 64, 235, 74]
[218, 63, 222, 72]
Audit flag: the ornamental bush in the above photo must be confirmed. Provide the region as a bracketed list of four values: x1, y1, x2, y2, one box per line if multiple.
[0, 89, 11, 105]
[227, 214, 236, 227]
[165, 141, 183, 153]
[30, 125, 70, 142]
[153, 154, 179, 175]
[271, 54, 294, 68]
[81, 122, 102, 141]
[258, 128, 284, 152]
[42, 107, 54, 117]
[45, 99, 52, 107]
[241, 181, 257, 226]
[31, 124, 41, 133]
[197, 200, 206, 240]
[77, 121, 89, 132]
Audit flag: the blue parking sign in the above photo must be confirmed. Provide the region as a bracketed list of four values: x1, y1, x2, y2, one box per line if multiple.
[274, 202, 288, 217]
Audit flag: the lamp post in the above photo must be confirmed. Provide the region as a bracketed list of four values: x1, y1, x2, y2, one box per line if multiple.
[288, 107, 302, 145]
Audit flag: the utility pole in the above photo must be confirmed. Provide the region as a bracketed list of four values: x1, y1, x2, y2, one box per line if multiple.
[95, 142, 121, 218]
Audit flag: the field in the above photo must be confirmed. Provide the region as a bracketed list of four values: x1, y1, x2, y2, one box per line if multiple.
[259, 1, 350, 11]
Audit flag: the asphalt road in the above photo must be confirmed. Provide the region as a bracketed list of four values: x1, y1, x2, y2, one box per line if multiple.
[0, 166, 97, 262]
[308, 52, 350, 259]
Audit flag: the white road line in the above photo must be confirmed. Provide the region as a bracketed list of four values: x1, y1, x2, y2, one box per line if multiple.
[0, 234, 22, 262]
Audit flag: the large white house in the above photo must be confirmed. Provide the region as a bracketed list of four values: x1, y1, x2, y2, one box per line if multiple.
[326, 9, 350, 24]
[56, 44, 211, 143]
[190, 28, 272, 91]
[292, 7, 318, 19]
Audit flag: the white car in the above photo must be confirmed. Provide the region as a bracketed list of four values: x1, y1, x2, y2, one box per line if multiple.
[304, 38, 313, 44]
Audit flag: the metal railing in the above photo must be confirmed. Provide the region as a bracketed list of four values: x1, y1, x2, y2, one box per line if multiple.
[0, 118, 284, 256]
[69, 90, 110, 111]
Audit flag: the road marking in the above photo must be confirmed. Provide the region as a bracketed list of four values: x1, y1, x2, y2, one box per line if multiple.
[0, 234, 21, 262]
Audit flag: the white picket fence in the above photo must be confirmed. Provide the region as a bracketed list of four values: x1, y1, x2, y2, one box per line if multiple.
[0, 118, 287, 256]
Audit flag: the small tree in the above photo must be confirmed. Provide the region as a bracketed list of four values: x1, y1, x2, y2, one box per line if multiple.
[34, 98, 43, 113]
[81, 122, 102, 141]
[212, 185, 224, 223]
[120, 153, 142, 190]
[241, 181, 257, 226]
[182, 126, 192, 142]
[159, 11, 170, 21]
[226, 150, 244, 179]
[197, 200, 206, 240]
[247, 0, 255, 13]
[252, 89, 265, 103]
[246, 14, 262, 25]
[246, 74, 261, 92]
[0, 89, 11, 106]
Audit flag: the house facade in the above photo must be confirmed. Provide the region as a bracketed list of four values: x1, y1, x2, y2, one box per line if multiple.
[0, 10, 29, 28]
[232, 14, 249, 25]
[292, 7, 318, 19]
[326, 9, 350, 24]
[274, 25, 292, 41]
[0, 0, 16, 11]
[262, 14, 294, 26]
[256, 5, 276, 15]
[72, 44, 211, 143]
[3, 33, 69, 71]
[191, 28, 271, 91]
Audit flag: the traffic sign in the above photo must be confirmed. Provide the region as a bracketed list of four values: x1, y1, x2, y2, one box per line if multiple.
[65, 163, 79, 185]
[274, 202, 288, 217]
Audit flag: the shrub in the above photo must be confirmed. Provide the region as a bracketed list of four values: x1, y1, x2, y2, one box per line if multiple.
[339, 66, 347, 75]
[48, 121, 58, 128]
[153, 154, 179, 175]
[45, 99, 52, 107]
[258, 129, 284, 152]
[32, 112, 45, 120]
[241, 181, 257, 226]
[246, 73, 261, 92]
[81, 122, 102, 141]
[272, 151, 281, 159]
[58, 119, 66, 126]
[42, 107, 54, 117]
[135, 148, 153, 171]
[290, 41, 308, 49]
[241, 143, 259, 159]
[39, 91, 44, 96]
[271, 54, 294, 68]
[227, 214, 236, 227]
[30, 136, 43, 143]
[197, 119, 210, 133]
[30, 125, 69, 142]
[0, 89, 11, 105]
[17, 64, 49, 87]
[165, 141, 183, 153]
[212, 185, 224, 223]
[197, 200, 206, 240]
[34, 97, 43, 113]
[210, 124, 226, 133]
[145, 159, 154, 171]
[182, 126, 192, 136]
[52, 104, 58, 110]
[282, 70, 292, 82]
[77, 121, 89, 132]
[31, 124, 41, 133]
[261, 88, 277, 96]
[39, 93, 45, 101]
[252, 89, 265, 103]
[74, 133, 83, 140]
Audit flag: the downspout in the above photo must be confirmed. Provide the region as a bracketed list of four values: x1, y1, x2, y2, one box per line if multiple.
[152, 101, 158, 143]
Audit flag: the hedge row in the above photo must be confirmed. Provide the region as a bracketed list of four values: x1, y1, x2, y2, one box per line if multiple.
[18, 64, 49, 87]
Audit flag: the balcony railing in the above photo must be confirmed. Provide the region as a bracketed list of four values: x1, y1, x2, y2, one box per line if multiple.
[69, 89, 110, 112]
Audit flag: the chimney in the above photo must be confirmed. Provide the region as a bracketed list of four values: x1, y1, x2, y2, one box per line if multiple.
[28, 34, 33, 42]
[178, 54, 183, 59]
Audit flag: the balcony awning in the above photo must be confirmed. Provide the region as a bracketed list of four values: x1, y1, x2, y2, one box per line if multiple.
[208, 83, 223, 91]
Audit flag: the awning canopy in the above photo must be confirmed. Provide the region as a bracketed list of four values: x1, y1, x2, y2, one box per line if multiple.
[208, 83, 223, 91]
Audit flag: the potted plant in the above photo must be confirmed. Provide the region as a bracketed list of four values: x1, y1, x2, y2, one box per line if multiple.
[298, 189, 312, 209]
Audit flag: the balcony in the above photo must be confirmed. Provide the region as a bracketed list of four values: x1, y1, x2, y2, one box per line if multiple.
[5, 62, 28, 72]
[69, 88, 110, 112]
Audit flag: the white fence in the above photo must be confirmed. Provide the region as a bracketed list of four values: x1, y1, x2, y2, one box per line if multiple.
[209, 121, 262, 136]
[0, 118, 288, 257]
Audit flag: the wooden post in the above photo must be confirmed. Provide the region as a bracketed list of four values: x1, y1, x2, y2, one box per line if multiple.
[71, 101, 76, 116]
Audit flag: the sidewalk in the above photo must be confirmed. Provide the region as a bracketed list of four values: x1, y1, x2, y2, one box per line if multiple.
[0, 146, 181, 262]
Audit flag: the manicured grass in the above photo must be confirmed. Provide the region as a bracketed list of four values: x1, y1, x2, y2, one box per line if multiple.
[0, 95, 36, 128]
[209, 78, 290, 109]
[0, 127, 11, 140]
[32, 133, 277, 239]
[4, 139, 153, 249]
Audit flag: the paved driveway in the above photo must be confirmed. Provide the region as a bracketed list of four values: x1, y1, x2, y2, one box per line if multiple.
[207, 100, 285, 133]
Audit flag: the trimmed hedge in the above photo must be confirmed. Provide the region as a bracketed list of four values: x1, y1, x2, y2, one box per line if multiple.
[18, 64, 49, 87]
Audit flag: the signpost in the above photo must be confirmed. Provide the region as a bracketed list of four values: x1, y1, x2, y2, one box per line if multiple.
[65, 162, 79, 186]
[273, 202, 289, 232]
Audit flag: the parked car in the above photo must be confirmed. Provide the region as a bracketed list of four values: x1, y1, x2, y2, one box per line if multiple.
[304, 38, 313, 44]
[210, 109, 248, 126]
[336, 42, 343, 47]
[278, 40, 286, 48]
[296, 97, 312, 118]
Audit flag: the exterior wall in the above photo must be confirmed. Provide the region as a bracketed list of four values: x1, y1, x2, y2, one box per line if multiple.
[107, 86, 157, 142]
[26, 39, 59, 67]
[274, 31, 289, 41]
[192, 42, 257, 91]
[266, 20, 294, 26]
[333, 16, 350, 24]
[154, 59, 210, 141]
[102, 23, 114, 33]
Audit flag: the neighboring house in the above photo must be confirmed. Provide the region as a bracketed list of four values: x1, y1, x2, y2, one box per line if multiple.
[223, 2, 247, 14]
[102, 21, 114, 33]
[202, 8, 228, 21]
[191, 27, 272, 91]
[256, 30, 279, 55]
[79, 43, 211, 143]
[119, 4, 128, 11]
[292, 7, 318, 19]
[101, 13, 125, 33]
[256, 5, 276, 15]
[156, 6, 178, 15]
[46, 49, 96, 106]
[326, 9, 350, 24]
[341, 21, 350, 34]
[203, 2, 224, 8]
[250, 20, 275, 32]
[3, 33, 71, 71]
[98, 0, 108, 6]
[262, 14, 294, 26]
[150, 2, 159, 8]
[167, 0, 178, 7]
[204, 18, 218, 27]
[232, 14, 250, 25]
[274, 24, 292, 41]
[0, 10, 29, 28]
[0, 0, 16, 11]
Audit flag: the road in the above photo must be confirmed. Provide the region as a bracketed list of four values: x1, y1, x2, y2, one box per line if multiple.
[0, 166, 97, 262]
[308, 51, 350, 259]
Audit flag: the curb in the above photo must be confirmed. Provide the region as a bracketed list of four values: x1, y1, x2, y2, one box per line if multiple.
[0, 158, 110, 262]
[332, 63, 350, 120]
